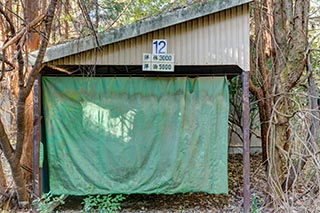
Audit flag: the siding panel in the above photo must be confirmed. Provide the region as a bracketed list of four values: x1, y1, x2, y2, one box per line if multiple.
[49, 5, 250, 71]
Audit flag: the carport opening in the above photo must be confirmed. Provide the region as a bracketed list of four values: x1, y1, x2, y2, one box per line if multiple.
[39, 65, 242, 195]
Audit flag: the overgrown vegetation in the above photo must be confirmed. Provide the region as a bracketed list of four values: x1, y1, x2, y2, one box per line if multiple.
[32, 192, 66, 213]
[32, 193, 125, 213]
[0, 0, 319, 211]
[81, 194, 125, 213]
[249, 0, 320, 211]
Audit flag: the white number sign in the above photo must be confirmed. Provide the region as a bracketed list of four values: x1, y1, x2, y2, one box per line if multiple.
[143, 39, 174, 72]
[153, 39, 167, 54]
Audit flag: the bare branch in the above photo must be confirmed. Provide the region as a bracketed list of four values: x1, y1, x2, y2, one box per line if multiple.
[105, 0, 132, 31]
[0, 14, 45, 51]
[47, 65, 77, 75]
[0, 53, 14, 70]
[77, 0, 100, 47]
[0, 117, 14, 164]
[0, 2, 16, 35]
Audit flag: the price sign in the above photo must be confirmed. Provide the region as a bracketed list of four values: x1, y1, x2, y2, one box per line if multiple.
[152, 54, 174, 63]
[143, 40, 174, 72]
[151, 63, 174, 72]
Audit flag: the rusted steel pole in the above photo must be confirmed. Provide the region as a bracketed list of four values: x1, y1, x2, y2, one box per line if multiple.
[242, 71, 251, 212]
[32, 76, 41, 198]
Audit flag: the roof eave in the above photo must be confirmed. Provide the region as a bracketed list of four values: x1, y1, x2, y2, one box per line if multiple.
[29, 0, 252, 65]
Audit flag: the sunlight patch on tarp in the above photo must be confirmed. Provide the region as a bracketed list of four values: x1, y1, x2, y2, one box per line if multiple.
[81, 101, 136, 143]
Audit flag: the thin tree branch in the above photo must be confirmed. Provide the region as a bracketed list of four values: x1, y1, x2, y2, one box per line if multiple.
[0, 117, 14, 164]
[78, 0, 100, 47]
[105, 0, 132, 31]
[47, 65, 77, 75]
[0, 3, 16, 34]
[0, 14, 45, 51]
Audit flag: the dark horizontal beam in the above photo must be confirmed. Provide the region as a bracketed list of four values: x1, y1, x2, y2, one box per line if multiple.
[42, 65, 242, 78]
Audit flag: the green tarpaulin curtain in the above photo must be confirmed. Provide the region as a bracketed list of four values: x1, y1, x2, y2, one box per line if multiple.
[42, 76, 229, 195]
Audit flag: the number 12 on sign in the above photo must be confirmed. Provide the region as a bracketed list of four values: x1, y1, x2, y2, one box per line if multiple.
[153, 40, 167, 54]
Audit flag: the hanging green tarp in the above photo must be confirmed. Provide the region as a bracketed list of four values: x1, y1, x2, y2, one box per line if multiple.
[42, 76, 229, 195]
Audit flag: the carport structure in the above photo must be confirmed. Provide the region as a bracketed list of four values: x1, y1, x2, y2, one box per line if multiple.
[31, 0, 252, 211]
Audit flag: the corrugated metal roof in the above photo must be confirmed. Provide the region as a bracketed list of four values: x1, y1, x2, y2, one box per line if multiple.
[47, 4, 250, 71]
[30, 0, 252, 65]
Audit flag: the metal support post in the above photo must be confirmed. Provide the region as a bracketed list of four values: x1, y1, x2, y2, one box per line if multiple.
[32, 76, 41, 198]
[242, 71, 251, 212]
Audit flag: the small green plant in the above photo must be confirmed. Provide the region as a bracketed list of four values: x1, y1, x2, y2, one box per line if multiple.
[250, 194, 260, 213]
[81, 194, 125, 213]
[32, 192, 66, 213]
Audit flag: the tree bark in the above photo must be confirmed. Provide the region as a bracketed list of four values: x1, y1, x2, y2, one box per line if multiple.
[64, 0, 69, 40]
[17, 0, 58, 206]
[0, 155, 7, 190]
[22, 0, 40, 184]
[0, 117, 27, 206]
[281, 44, 320, 191]
[251, 0, 310, 201]
[250, 0, 274, 165]
[20, 94, 33, 183]
[24, 0, 40, 50]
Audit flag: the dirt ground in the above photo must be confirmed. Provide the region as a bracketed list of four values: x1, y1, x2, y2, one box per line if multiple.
[4, 152, 318, 212]
[55, 153, 266, 212]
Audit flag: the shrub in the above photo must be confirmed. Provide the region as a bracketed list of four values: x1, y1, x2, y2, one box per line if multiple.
[81, 194, 125, 213]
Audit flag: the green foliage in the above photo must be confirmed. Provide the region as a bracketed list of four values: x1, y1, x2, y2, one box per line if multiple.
[32, 192, 65, 213]
[250, 194, 260, 213]
[128, 0, 197, 23]
[81, 194, 125, 213]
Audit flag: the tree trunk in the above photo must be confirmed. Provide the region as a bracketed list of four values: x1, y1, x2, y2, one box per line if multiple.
[20, 94, 33, 184]
[22, 0, 40, 185]
[64, 0, 69, 40]
[24, 0, 40, 50]
[11, 161, 28, 207]
[250, 0, 310, 204]
[281, 44, 320, 191]
[0, 115, 28, 207]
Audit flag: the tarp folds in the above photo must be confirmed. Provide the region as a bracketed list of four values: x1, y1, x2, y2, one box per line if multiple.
[42, 76, 229, 195]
